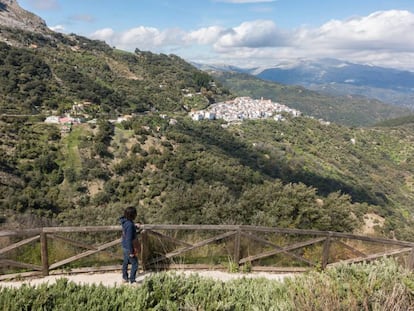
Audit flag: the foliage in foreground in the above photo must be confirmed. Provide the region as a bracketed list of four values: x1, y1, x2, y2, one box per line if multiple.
[1, 259, 413, 311]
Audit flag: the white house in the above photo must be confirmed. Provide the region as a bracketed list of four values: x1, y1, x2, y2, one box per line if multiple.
[204, 111, 216, 120]
[190, 112, 204, 121]
[44, 116, 60, 124]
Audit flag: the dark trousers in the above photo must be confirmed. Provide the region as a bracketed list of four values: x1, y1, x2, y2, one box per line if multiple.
[122, 247, 138, 283]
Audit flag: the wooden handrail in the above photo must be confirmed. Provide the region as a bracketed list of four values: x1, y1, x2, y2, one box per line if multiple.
[2, 225, 413, 247]
[1, 225, 414, 279]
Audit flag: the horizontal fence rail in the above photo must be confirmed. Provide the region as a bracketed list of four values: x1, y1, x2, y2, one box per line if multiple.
[1, 225, 414, 280]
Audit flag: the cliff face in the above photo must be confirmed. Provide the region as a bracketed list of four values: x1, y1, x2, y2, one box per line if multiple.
[0, 0, 49, 33]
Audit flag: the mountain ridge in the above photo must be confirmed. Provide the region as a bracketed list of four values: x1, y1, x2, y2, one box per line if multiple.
[196, 59, 414, 109]
[0, 0, 49, 34]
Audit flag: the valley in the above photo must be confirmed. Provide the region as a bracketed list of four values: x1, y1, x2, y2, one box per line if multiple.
[1, 0, 414, 244]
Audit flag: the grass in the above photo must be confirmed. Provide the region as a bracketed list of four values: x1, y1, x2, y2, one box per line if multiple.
[61, 125, 91, 174]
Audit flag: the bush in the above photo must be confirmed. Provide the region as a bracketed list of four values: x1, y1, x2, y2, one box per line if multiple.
[1, 259, 413, 310]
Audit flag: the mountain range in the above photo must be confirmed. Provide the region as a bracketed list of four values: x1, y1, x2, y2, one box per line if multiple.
[199, 59, 414, 109]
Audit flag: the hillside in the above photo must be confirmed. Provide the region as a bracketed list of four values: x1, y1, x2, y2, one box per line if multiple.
[1, 1, 414, 242]
[374, 115, 414, 127]
[0, 27, 229, 116]
[2, 112, 414, 240]
[210, 71, 411, 127]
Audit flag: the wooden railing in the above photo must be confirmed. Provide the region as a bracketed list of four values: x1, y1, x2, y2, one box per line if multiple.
[1, 225, 414, 280]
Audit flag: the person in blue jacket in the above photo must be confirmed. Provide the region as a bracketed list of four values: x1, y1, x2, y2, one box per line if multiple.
[120, 206, 140, 284]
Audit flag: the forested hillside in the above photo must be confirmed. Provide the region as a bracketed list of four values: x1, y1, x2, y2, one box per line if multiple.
[1, 22, 414, 242]
[2, 112, 414, 240]
[0, 26, 229, 116]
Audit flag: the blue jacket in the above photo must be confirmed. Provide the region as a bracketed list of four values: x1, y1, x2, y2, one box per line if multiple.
[120, 216, 137, 254]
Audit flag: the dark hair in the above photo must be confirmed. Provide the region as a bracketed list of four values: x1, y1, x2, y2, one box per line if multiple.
[124, 206, 137, 221]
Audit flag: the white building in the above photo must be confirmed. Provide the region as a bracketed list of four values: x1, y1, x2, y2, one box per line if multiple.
[44, 116, 60, 124]
[204, 111, 216, 120]
[190, 112, 204, 121]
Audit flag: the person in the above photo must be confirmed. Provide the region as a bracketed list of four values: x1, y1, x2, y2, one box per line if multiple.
[119, 206, 140, 284]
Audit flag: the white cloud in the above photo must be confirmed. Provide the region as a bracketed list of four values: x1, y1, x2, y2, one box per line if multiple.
[278, 9, 414, 70]
[91, 26, 185, 51]
[299, 10, 414, 52]
[90, 28, 115, 41]
[89, 10, 414, 70]
[185, 26, 228, 45]
[49, 24, 65, 32]
[207, 10, 414, 69]
[214, 20, 288, 49]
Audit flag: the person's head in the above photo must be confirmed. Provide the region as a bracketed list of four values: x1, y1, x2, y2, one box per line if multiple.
[124, 206, 137, 221]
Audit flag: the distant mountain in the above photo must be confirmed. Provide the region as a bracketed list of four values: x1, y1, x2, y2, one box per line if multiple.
[251, 59, 414, 109]
[254, 59, 414, 90]
[192, 62, 251, 74]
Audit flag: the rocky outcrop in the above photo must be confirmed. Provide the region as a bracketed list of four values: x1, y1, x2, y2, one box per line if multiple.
[0, 0, 49, 33]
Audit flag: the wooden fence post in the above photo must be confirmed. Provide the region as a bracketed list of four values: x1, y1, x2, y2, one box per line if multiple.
[234, 227, 241, 267]
[140, 230, 148, 271]
[322, 234, 331, 270]
[40, 232, 49, 276]
[407, 248, 414, 270]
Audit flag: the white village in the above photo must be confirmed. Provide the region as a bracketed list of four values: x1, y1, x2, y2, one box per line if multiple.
[189, 96, 302, 122]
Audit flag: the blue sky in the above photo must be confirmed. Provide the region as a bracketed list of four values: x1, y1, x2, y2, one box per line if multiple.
[18, 0, 414, 71]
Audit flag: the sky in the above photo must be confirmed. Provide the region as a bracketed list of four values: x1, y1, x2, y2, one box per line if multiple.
[17, 0, 414, 71]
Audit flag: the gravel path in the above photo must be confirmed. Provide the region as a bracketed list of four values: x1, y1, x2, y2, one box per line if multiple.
[0, 270, 295, 288]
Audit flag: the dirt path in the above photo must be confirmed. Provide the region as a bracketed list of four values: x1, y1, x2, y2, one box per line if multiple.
[0, 270, 295, 288]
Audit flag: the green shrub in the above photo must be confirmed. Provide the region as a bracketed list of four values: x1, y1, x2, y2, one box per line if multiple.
[1, 259, 413, 310]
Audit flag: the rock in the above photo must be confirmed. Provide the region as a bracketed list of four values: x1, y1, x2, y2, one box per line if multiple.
[0, 0, 50, 34]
